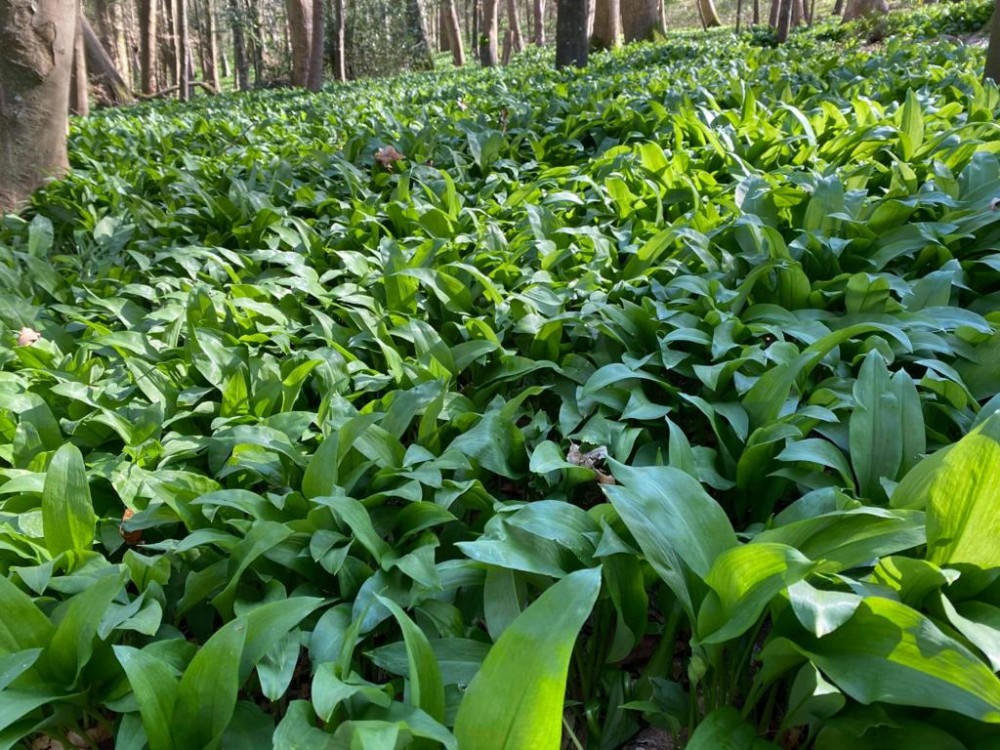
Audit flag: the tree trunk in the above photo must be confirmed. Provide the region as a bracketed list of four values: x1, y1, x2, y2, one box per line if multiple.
[555, 0, 587, 67]
[0, 0, 76, 213]
[331, 0, 345, 80]
[987, 6, 1000, 83]
[203, 0, 220, 90]
[439, 3, 451, 50]
[506, 0, 524, 52]
[841, 0, 886, 21]
[287, 0, 311, 86]
[70, 7, 88, 115]
[228, 0, 249, 88]
[406, 0, 433, 69]
[621, 0, 658, 41]
[776, 0, 792, 40]
[82, 14, 134, 104]
[592, 0, 621, 48]
[479, 0, 498, 66]
[697, 0, 721, 27]
[533, 0, 544, 43]
[139, 0, 158, 93]
[306, 0, 323, 88]
[178, 0, 190, 100]
[768, 0, 779, 26]
[791, 0, 803, 27]
[832, 0, 844, 13]
[246, 0, 263, 84]
[753, 0, 759, 23]
[444, 0, 466, 65]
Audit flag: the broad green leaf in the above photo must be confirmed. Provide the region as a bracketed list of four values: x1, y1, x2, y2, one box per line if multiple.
[849, 351, 902, 500]
[41, 444, 97, 555]
[605, 462, 736, 618]
[113, 645, 179, 750]
[173, 619, 248, 750]
[781, 596, 1000, 722]
[454, 567, 601, 750]
[685, 707, 778, 749]
[0, 576, 53, 655]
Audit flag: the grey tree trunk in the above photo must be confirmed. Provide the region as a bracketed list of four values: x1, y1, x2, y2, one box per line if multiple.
[306, 0, 323, 89]
[178, 0, 190, 99]
[82, 14, 134, 104]
[555, 0, 587, 67]
[229, 0, 249, 88]
[406, 0, 433, 68]
[287, 0, 311, 86]
[621, 0, 658, 41]
[697, 0, 721, 27]
[776, 0, 792, 41]
[533, 0, 545, 43]
[506, 0, 524, 52]
[0, 0, 77, 213]
[479, 0, 498, 66]
[986, 6, 1000, 82]
[70, 7, 88, 115]
[139, 0, 158, 92]
[444, 0, 466, 65]
[203, 0, 220, 90]
[592, 0, 621, 49]
[331, 0, 345, 80]
[841, 0, 886, 22]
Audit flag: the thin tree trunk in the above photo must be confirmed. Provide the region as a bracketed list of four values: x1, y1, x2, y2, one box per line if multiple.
[479, 0, 499, 66]
[444, 0, 466, 65]
[621, 0, 659, 41]
[986, 6, 1000, 82]
[0, 0, 76, 213]
[439, 3, 451, 50]
[592, 0, 621, 48]
[82, 14, 135, 104]
[753, 0, 760, 24]
[70, 8, 89, 115]
[204, 0, 220, 89]
[246, 0, 263, 84]
[506, 0, 524, 51]
[555, 0, 587, 67]
[306, 0, 324, 88]
[139, 0, 159, 93]
[736, 0, 743, 32]
[178, 0, 191, 99]
[331, 0, 345, 80]
[533, 0, 545, 43]
[228, 0, 249, 88]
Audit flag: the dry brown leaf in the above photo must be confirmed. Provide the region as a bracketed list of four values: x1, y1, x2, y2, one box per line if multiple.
[120, 508, 142, 545]
[566, 443, 608, 470]
[17, 327, 41, 346]
[374, 146, 404, 171]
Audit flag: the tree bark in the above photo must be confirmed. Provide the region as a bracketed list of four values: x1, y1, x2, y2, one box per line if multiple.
[841, 0, 886, 21]
[987, 6, 1000, 83]
[287, 0, 311, 86]
[203, 0, 220, 90]
[331, 0, 344, 80]
[592, 0, 621, 48]
[406, 0, 433, 69]
[306, 0, 323, 88]
[70, 6, 88, 115]
[776, 0, 792, 41]
[139, 0, 158, 93]
[506, 0, 524, 52]
[621, 0, 658, 41]
[443, 0, 466, 65]
[768, 0, 779, 26]
[228, 0, 249, 88]
[479, 0, 498, 66]
[178, 0, 190, 99]
[697, 0, 721, 27]
[533, 0, 544, 43]
[753, 0, 759, 23]
[82, 14, 134, 104]
[791, 0, 803, 27]
[0, 0, 77, 213]
[555, 0, 586, 67]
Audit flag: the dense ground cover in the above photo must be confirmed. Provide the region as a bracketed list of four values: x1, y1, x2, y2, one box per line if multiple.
[1, 6, 1000, 748]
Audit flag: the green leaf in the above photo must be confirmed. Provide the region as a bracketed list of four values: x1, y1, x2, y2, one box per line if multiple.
[454, 567, 601, 750]
[0, 577, 53, 654]
[173, 619, 248, 750]
[113, 646, 180, 750]
[376, 595, 445, 725]
[41, 444, 97, 555]
[685, 707, 778, 749]
[605, 462, 737, 618]
[775, 596, 1000, 722]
